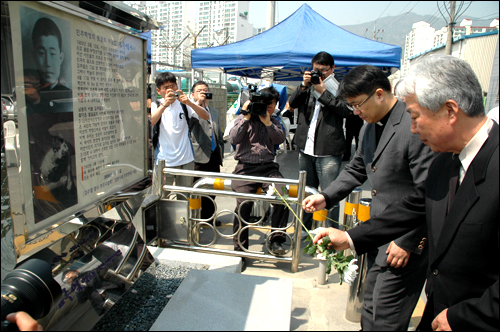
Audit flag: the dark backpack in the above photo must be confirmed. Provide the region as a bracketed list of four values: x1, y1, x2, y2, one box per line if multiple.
[152, 100, 191, 150]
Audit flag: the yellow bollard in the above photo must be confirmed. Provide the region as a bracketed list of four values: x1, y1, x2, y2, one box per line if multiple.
[312, 209, 327, 221]
[357, 202, 371, 222]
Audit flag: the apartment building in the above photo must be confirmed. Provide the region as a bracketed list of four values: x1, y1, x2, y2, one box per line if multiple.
[128, 1, 253, 70]
[401, 18, 499, 75]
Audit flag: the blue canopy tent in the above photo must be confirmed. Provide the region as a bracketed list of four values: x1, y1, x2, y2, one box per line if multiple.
[191, 4, 401, 81]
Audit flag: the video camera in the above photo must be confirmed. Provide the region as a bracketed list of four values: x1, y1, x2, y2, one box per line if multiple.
[239, 84, 273, 117]
[1, 259, 62, 328]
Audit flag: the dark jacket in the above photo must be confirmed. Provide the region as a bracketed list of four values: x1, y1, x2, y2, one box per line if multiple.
[189, 106, 224, 165]
[288, 84, 349, 156]
[321, 100, 434, 267]
[348, 121, 499, 330]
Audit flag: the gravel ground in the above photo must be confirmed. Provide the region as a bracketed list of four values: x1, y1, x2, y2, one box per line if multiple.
[92, 263, 209, 331]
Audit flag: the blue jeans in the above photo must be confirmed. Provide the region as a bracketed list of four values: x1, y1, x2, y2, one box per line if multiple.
[298, 151, 342, 229]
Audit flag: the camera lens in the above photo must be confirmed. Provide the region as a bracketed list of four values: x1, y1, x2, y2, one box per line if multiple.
[1, 258, 62, 321]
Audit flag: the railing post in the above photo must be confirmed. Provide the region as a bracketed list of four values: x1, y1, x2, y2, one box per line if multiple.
[291, 170, 307, 273]
[345, 197, 371, 323]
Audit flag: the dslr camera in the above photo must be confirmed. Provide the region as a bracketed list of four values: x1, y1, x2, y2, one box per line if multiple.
[1, 259, 62, 327]
[310, 70, 322, 85]
[239, 84, 273, 117]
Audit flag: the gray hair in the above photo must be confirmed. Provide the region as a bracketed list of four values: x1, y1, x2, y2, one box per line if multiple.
[400, 55, 484, 117]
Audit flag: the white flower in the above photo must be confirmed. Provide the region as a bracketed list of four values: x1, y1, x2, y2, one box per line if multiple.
[342, 258, 359, 286]
[266, 183, 277, 197]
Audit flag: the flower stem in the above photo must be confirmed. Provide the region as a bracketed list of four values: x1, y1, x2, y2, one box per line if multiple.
[272, 187, 315, 241]
[272, 187, 351, 231]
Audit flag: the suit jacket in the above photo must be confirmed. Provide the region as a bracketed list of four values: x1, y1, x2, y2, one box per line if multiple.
[288, 84, 349, 156]
[322, 100, 434, 267]
[348, 121, 499, 330]
[189, 105, 224, 165]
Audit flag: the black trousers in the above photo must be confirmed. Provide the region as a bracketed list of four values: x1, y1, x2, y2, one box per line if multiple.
[344, 113, 363, 158]
[231, 162, 289, 250]
[194, 146, 222, 221]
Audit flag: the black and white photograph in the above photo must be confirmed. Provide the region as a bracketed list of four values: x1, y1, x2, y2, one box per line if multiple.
[20, 5, 77, 222]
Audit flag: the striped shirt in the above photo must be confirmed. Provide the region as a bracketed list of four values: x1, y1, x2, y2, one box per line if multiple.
[229, 114, 285, 164]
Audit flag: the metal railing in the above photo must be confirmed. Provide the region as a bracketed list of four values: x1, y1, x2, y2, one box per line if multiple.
[155, 160, 315, 272]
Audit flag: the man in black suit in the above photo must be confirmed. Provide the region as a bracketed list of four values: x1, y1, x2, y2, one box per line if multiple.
[303, 65, 434, 330]
[307, 55, 498, 330]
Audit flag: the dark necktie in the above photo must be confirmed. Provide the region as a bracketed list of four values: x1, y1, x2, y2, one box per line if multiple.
[447, 156, 461, 214]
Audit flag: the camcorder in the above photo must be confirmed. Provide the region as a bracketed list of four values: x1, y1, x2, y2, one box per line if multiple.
[239, 84, 273, 117]
[201, 92, 212, 99]
[310, 70, 322, 85]
[1, 259, 62, 329]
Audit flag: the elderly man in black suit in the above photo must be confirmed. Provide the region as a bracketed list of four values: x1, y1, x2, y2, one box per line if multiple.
[307, 55, 498, 331]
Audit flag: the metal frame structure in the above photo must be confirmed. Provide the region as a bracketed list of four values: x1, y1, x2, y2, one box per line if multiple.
[155, 161, 313, 272]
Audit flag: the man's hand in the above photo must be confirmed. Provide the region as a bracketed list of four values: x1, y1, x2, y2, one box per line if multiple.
[302, 194, 326, 213]
[431, 309, 451, 331]
[313, 76, 326, 95]
[6, 312, 43, 331]
[312, 227, 350, 251]
[177, 90, 190, 105]
[242, 100, 251, 121]
[386, 241, 410, 268]
[303, 71, 312, 87]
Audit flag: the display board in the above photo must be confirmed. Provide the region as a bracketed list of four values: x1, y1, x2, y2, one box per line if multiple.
[8, 1, 147, 235]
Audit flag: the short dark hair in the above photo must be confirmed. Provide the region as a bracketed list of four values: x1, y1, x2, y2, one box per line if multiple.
[32, 17, 63, 51]
[260, 86, 280, 103]
[191, 81, 209, 93]
[311, 51, 334, 68]
[339, 65, 391, 99]
[155, 72, 177, 88]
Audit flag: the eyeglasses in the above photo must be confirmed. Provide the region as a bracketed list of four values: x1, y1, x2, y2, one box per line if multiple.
[312, 67, 331, 74]
[345, 90, 376, 111]
[160, 83, 177, 90]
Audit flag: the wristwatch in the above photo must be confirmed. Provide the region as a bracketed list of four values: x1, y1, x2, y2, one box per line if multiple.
[300, 82, 308, 89]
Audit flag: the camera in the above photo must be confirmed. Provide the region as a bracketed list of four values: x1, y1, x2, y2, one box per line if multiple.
[310, 70, 322, 85]
[201, 92, 212, 99]
[239, 84, 272, 117]
[1, 259, 62, 323]
[173, 91, 181, 98]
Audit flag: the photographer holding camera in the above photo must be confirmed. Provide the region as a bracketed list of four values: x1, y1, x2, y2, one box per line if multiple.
[288, 51, 350, 238]
[150, 72, 209, 189]
[229, 87, 289, 257]
[189, 81, 225, 224]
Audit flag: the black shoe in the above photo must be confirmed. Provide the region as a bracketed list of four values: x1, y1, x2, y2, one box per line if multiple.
[271, 242, 286, 256]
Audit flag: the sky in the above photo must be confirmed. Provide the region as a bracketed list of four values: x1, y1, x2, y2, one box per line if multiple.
[248, 1, 499, 28]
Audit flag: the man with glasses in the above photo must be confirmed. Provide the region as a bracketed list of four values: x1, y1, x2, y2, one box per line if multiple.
[151, 72, 209, 189]
[189, 81, 224, 224]
[289, 51, 350, 237]
[303, 65, 435, 330]
[229, 87, 289, 258]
